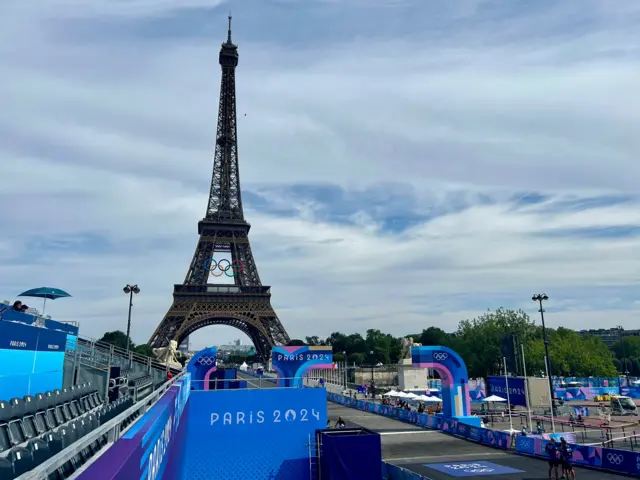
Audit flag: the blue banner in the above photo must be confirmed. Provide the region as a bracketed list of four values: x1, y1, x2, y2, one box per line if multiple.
[486, 376, 527, 407]
[176, 387, 326, 479]
[272, 345, 333, 387]
[186, 348, 217, 390]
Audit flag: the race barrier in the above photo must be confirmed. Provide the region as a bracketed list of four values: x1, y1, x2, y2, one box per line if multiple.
[78, 374, 191, 479]
[515, 435, 640, 476]
[327, 393, 510, 450]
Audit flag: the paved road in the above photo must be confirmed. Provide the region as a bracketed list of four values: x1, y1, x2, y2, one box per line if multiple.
[328, 403, 628, 479]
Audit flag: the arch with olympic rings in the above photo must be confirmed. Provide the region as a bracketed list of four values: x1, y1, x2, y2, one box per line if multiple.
[186, 347, 218, 391]
[203, 257, 245, 278]
[411, 346, 472, 419]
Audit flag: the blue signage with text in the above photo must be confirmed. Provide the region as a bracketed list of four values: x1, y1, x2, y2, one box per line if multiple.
[487, 376, 528, 407]
[175, 387, 326, 479]
[272, 345, 333, 387]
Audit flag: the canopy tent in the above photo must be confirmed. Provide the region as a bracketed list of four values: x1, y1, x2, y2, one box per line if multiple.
[239, 362, 248, 371]
[483, 395, 507, 402]
[384, 390, 399, 397]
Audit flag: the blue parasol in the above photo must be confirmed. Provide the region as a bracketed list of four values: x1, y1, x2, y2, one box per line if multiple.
[18, 287, 72, 315]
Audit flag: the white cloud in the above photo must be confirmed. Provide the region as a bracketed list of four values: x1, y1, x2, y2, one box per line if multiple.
[0, 0, 639, 350]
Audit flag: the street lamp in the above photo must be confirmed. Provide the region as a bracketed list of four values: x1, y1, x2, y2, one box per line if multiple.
[369, 350, 376, 398]
[532, 293, 555, 411]
[617, 325, 630, 386]
[123, 284, 140, 351]
[342, 350, 347, 388]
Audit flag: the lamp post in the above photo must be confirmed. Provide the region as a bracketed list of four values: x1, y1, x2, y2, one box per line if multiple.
[342, 350, 347, 389]
[123, 284, 140, 352]
[369, 350, 376, 398]
[617, 325, 630, 387]
[532, 293, 555, 413]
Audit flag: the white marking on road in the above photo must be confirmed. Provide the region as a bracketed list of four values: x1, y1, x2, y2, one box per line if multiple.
[379, 431, 438, 436]
[385, 452, 509, 462]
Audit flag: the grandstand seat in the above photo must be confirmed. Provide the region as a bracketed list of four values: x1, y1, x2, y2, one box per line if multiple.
[42, 431, 63, 457]
[8, 446, 34, 477]
[57, 426, 75, 449]
[27, 437, 50, 467]
[0, 402, 11, 454]
[7, 400, 27, 446]
[0, 456, 12, 480]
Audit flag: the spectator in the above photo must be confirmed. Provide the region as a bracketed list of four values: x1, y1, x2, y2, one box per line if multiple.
[12, 301, 23, 311]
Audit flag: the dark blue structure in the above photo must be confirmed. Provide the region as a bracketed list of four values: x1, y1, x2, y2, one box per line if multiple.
[319, 428, 381, 480]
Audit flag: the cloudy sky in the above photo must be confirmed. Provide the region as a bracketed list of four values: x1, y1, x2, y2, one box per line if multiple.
[1, 0, 639, 350]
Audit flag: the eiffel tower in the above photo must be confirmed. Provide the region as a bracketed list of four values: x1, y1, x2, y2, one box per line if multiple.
[148, 17, 291, 361]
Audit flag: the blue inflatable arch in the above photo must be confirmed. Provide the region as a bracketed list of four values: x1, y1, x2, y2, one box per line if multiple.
[411, 346, 471, 418]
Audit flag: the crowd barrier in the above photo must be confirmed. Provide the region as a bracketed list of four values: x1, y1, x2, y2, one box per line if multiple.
[515, 435, 640, 476]
[327, 393, 512, 450]
[554, 386, 620, 401]
[383, 462, 431, 480]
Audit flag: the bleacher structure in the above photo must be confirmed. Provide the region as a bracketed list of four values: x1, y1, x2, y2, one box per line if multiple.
[0, 303, 183, 479]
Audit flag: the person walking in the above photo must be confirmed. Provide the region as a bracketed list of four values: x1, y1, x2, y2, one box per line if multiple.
[545, 437, 560, 480]
[559, 437, 575, 479]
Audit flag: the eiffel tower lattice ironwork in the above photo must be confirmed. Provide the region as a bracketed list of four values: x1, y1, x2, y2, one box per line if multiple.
[148, 17, 291, 360]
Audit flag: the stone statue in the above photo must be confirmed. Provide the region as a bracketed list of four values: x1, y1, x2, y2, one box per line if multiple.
[399, 337, 422, 360]
[153, 340, 182, 370]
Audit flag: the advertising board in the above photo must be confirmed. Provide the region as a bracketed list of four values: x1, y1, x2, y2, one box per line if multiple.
[486, 376, 528, 407]
[175, 387, 326, 479]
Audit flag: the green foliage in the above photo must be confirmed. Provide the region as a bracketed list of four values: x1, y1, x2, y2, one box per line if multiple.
[134, 344, 155, 357]
[99, 330, 134, 350]
[318, 307, 617, 378]
[611, 337, 640, 360]
[287, 339, 305, 346]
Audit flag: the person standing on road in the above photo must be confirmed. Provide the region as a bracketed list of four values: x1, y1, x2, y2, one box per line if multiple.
[559, 437, 575, 479]
[545, 438, 560, 480]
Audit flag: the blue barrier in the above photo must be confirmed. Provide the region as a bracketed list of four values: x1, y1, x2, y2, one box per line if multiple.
[515, 434, 640, 476]
[78, 375, 191, 479]
[0, 321, 67, 399]
[554, 386, 619, 401]
[173, 387, 326, 479]
[327, 393, 511, 450]
[383, 462, 432, 479]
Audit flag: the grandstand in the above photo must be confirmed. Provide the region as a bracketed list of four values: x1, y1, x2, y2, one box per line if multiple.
[0, 302, 177, 479]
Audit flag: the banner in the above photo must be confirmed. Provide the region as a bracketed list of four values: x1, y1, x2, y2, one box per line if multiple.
[272, 345, 333, 387]
[78, 375, 190, 480]
[175, 387, 326, 479]
[486, 376, 527, 407]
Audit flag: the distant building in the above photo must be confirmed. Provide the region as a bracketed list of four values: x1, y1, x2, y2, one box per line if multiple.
[579, 328, 640, 347]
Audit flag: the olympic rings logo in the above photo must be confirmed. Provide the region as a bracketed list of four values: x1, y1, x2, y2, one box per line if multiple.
[203, 257, 245, 277]
[520, 439, 532, 448]
[607, 453, 624, 465]
[433, 352, 449, 361]
[197, 356, 216, 365]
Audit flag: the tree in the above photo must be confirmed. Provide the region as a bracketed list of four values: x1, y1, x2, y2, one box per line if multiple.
[612, 338, 640, 360]
[418, 327, 452, 347]
[305, 336, 325, 346]
[99, 330, 134, 350]
[455, 308, 538, 377]
[288, 339, 305, 346]
[134, 344, 155, 357]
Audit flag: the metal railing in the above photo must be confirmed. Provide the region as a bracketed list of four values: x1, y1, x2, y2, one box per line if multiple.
[72, 335, 171, 373]
[190, 376, 311, 390]
[18, 372, 186, 479]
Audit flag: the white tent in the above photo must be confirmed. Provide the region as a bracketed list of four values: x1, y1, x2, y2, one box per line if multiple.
[384, 390, 399, 397]
[396, 391, 409, 397]
[483, 395, 506, 402]
[239, 362, 248, 371]
[405, 393, 419, 399]
[424, 395, 442, 402]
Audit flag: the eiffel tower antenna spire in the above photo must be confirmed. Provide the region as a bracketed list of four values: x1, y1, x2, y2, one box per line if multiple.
[148, 18, 291, 361]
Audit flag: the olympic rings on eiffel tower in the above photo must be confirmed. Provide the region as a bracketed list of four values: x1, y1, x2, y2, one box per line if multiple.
[203, 258, 245, 277]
